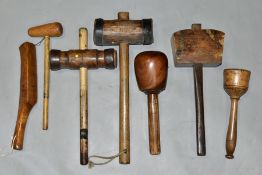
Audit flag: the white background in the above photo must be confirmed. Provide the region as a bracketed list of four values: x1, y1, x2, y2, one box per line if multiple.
[0, 0, 261, 174]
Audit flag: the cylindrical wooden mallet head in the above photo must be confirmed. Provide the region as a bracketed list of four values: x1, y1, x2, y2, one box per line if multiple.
[28, 22, 63, 37]
[224, 68, 251, 159]
[49, 49, 117, 70]
[134, 51, 168, 155]
[93, 14, 153, 46]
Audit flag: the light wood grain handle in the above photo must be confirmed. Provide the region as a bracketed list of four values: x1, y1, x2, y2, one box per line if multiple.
[79, 28, 88, 165]
[147, 94, 161, 155]
[13, 42, 37, 150]
[226, 98, 238, 159]
[193, 65, 206, 156]
[119, 42, 130, 164]
[43, 36, 50, 130]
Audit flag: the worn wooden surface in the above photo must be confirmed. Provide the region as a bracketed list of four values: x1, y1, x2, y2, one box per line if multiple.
[172, 24, 225, 156]
[134, 51, 168, 155]
[79, 28, 88, 165]
[12, 42, 37, 150]
[172, 24, 224, 67]
[49, 49, 117, 70]
[224, 69, 251, 159]
[28, 22, 63, 37]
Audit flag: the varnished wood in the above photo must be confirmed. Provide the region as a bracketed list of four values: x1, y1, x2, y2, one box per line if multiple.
[224, 69, 251, 159]
[79, 28, 88, 165]
[93, 11, 154, 164]
[49, 49, 117, 70]
[172, 24, 225, 156]
[28, 22, 63, 130]
[12, 42, 37, 150]
[134, 51, 168, 155]
[43, 36, 50, 130]
[28, 22, 63, 37]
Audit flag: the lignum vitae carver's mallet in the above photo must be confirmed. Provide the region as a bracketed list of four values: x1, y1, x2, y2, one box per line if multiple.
[28, 22, 63, 130]
[134, 51, 168, 155]
[171, 24, 225, 156]
[93, 12, 153, 164]
[224, 68, 251, 159]
[50, 37, 117, 165]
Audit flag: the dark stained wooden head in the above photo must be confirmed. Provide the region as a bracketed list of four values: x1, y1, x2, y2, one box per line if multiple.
[134, 51, 168, 94]
[28, 22, 63, 37]
[93, 12, 153, 46]
[171, 24, 225, 67]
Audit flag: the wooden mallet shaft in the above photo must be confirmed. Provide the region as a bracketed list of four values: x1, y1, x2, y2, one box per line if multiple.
[28, 22, 63, 130]
[79, 28, 88, 165]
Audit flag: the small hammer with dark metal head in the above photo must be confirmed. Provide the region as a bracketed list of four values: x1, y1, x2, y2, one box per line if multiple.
[171, 24, 225, 156]
[93, 12, 153, 164]
[28, 22, 63, 130]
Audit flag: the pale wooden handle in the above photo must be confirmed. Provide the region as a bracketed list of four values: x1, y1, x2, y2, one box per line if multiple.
[119, 42, 130, 164]
[226, 98, 238, 159]
[79, 28, 88, 165]
[43, 36, 50, 130]
[147, 94, 161, 155]
[118, 11, 130, 164]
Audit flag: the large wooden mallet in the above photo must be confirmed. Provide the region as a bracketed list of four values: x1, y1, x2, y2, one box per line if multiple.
[28, 22, 63, 130]
[93, 12, 154, 164]
[171, 24, 225, 156]
[134, 51, 168, 155]
[50, 42, 117, 165]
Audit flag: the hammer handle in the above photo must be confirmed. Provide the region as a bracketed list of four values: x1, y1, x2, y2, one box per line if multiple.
[193, 65, 206, 156]
[12, 42, 37, 150]
[43, 36, 50, 130]
[147, 94, 161, 155]
[119, 42, 130, 164]
[225, 98, 238, 159]
[79, 28, 88, 165]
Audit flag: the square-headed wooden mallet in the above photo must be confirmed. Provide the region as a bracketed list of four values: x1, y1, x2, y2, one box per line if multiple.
[134, 51, 168, 155]
[93, 12, 153, 164]
[171, 24, 225, 156]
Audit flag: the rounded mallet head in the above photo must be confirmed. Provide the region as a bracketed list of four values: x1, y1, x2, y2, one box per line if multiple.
[28, 22, 63, 37]
[134, 51, 168, 94]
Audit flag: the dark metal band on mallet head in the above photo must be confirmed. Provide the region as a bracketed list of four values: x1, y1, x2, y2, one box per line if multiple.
[93, 18, 154, 46]
[49, 49, 117, 70]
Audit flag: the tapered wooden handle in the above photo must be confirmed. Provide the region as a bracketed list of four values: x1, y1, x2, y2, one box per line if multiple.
[147, 94, 161, 155]
[79, 28, 88, 165]
[28, 22, 63, 37]
[12, 42, 37, 150]
[119, 42, 130, 164]
[193, 65, 206, 156]
[226, 98, 238, 159]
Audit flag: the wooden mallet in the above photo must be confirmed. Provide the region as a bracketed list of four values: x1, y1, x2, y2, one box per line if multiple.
[28, 22, 63, 130]
[224, 68, 251, 159]
[134, 51, 168, 155]
[50, 41, 117, 165]
[171, 24, 225, 156]
[93, 11, 153, 164]
[12, 42, 37, 150]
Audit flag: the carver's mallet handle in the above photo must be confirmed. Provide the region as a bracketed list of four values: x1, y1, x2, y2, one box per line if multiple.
[28, 22, 63, 130]
[118, 12, 130, 164]
[147, 93, 161, 155]
[79, 28, 89, 165]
